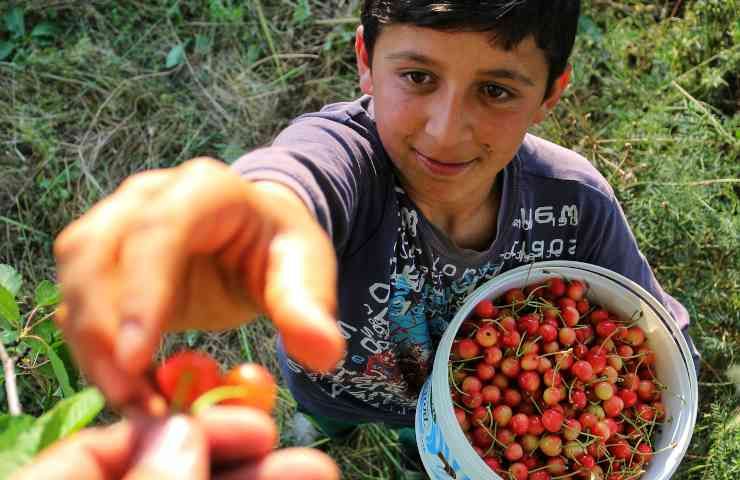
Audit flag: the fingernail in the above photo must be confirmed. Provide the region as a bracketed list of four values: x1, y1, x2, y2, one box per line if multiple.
[117, 319, 145, 371]
[133, 416, 207, 479]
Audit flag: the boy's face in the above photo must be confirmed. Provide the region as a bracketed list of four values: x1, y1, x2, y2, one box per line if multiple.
[356, 25, 569, 205]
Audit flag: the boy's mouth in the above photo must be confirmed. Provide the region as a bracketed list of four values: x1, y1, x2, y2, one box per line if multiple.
[414, 150, 475, 177]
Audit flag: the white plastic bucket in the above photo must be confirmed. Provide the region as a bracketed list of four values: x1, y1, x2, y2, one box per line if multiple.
[415, 260, 698, 480]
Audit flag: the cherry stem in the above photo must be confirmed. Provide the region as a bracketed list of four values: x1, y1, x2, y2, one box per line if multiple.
[190, 385, 250, 415]
[551, 470, 581, 479]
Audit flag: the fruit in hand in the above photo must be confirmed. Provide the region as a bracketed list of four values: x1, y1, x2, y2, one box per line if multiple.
[155, 350, 223, 410]
[155, 350, 277, 414]
[222, 363, 277, 413]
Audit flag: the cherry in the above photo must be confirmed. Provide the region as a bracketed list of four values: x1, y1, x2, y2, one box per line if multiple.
[493, 404, 513, 427]
[475, 324, 499, 347]
[538, 323, 558, 342]
[483, 346, 503, 366]
[571, 360, 594, 382]
[221, 363, 277, 413]
[541, 409, 564, 433]
[457, 338, 481, 359]
[155, 350, 223, 410]
[481, 384, 502, 404]
[546, 277, 567, 297]
[474, 299, 498, 318]
[539, 434, 563, 457]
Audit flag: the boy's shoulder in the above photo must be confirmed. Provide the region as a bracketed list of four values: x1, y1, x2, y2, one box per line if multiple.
[517, 134, 615, 201]
[291, 95, 375, 131]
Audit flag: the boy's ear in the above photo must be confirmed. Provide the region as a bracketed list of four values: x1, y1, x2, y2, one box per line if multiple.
[355, 25, 374, 95]
[532, 64, 572, 125]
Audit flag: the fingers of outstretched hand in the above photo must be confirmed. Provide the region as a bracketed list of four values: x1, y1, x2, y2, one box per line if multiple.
[263, 228, 345, 373]
[197, 406, 278, 463]
[213, 448, 341, 480]
[54, 172, 170, 404]
[123, 415, 208, 480]
[10, 422, 137, 480]
[113, 159, 254, 370]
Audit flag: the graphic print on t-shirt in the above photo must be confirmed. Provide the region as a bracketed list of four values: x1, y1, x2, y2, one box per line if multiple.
[288, 186, 583, 417]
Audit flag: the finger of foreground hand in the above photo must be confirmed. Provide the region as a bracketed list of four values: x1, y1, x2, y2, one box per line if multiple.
[214, 448, 341, 480]
[123, 415, 208, 480]
[10, 422, 137, 480]
[197, 406, 277, 463]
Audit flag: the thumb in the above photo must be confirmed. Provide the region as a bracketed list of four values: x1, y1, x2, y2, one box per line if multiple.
[263, 227, 346, 373]
[124, 416, 208, 480]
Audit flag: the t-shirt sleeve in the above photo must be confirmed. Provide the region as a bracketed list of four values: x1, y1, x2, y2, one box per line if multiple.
[580, 192, 690, 330]
[231, 116, 381, 254]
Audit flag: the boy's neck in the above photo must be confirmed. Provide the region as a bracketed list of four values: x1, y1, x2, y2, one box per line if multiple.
[405, 178, 501, 251]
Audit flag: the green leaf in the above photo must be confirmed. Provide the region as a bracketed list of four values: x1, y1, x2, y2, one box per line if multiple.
[32, 318, 57, 344]
[0, 415, 34, 450]
[246, 43, 261, 64]
[34, 281, 60, 308]
[31, 22, 58, 39]
[0, 389, 104, 478]
[0, 328, 18, 345]
[45, 342, 74, 398]
[5, 7, 25, 38]
[292, 0, 311, 24]
[22, 336, 73, 397]
[577, 15, 603, 44]
[165, 43, 186, 68]
[0, 285, 20, 329]
[0, 264, 23, 297]
[35, 387, 104, 450]
[0, 449, 33, 479]
[217, 143, 246, 164]
[0, 41, 16, 61]
[195, 34, 210, 55]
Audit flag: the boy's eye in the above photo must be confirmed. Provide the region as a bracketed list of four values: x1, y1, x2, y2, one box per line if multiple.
[402, 71, 433, 85]
[482, 84, 512, 100]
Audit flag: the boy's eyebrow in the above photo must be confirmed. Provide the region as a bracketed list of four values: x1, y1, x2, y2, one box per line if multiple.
[479, 68, 535, 87]
[385, 51, 535, 86]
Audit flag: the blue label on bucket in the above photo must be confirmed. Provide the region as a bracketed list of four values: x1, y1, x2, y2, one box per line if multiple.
[416, 381, 472, 480]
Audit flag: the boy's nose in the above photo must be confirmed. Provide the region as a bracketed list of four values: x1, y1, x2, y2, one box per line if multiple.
[423, 92, 473, 147]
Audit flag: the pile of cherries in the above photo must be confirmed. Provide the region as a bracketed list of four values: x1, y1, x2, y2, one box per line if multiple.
[449, 277, 666, 480]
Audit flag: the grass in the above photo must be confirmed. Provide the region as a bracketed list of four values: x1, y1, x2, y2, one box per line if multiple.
[1, 1, 739, 479]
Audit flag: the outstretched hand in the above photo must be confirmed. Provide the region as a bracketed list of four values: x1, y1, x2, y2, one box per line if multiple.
[53, 158, 346, 410]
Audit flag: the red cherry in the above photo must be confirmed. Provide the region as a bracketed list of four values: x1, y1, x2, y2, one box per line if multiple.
[155, 350, 223, 410]
[475, 324, 499, 347]
[221, 363, 277, 413]
[541, 409, 564, 433]
[474, 299, 498, 318]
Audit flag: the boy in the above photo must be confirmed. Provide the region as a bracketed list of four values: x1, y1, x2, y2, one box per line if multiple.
[54, 0, 699, 466]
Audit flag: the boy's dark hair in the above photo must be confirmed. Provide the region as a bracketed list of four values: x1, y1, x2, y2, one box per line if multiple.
[361, 1, 581, 98]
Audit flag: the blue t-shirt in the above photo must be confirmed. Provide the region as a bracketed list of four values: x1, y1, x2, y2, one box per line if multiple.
[233, 95, 689, 426]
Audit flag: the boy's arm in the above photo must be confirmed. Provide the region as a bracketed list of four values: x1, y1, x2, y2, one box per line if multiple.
[232, 115, 385, 255]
